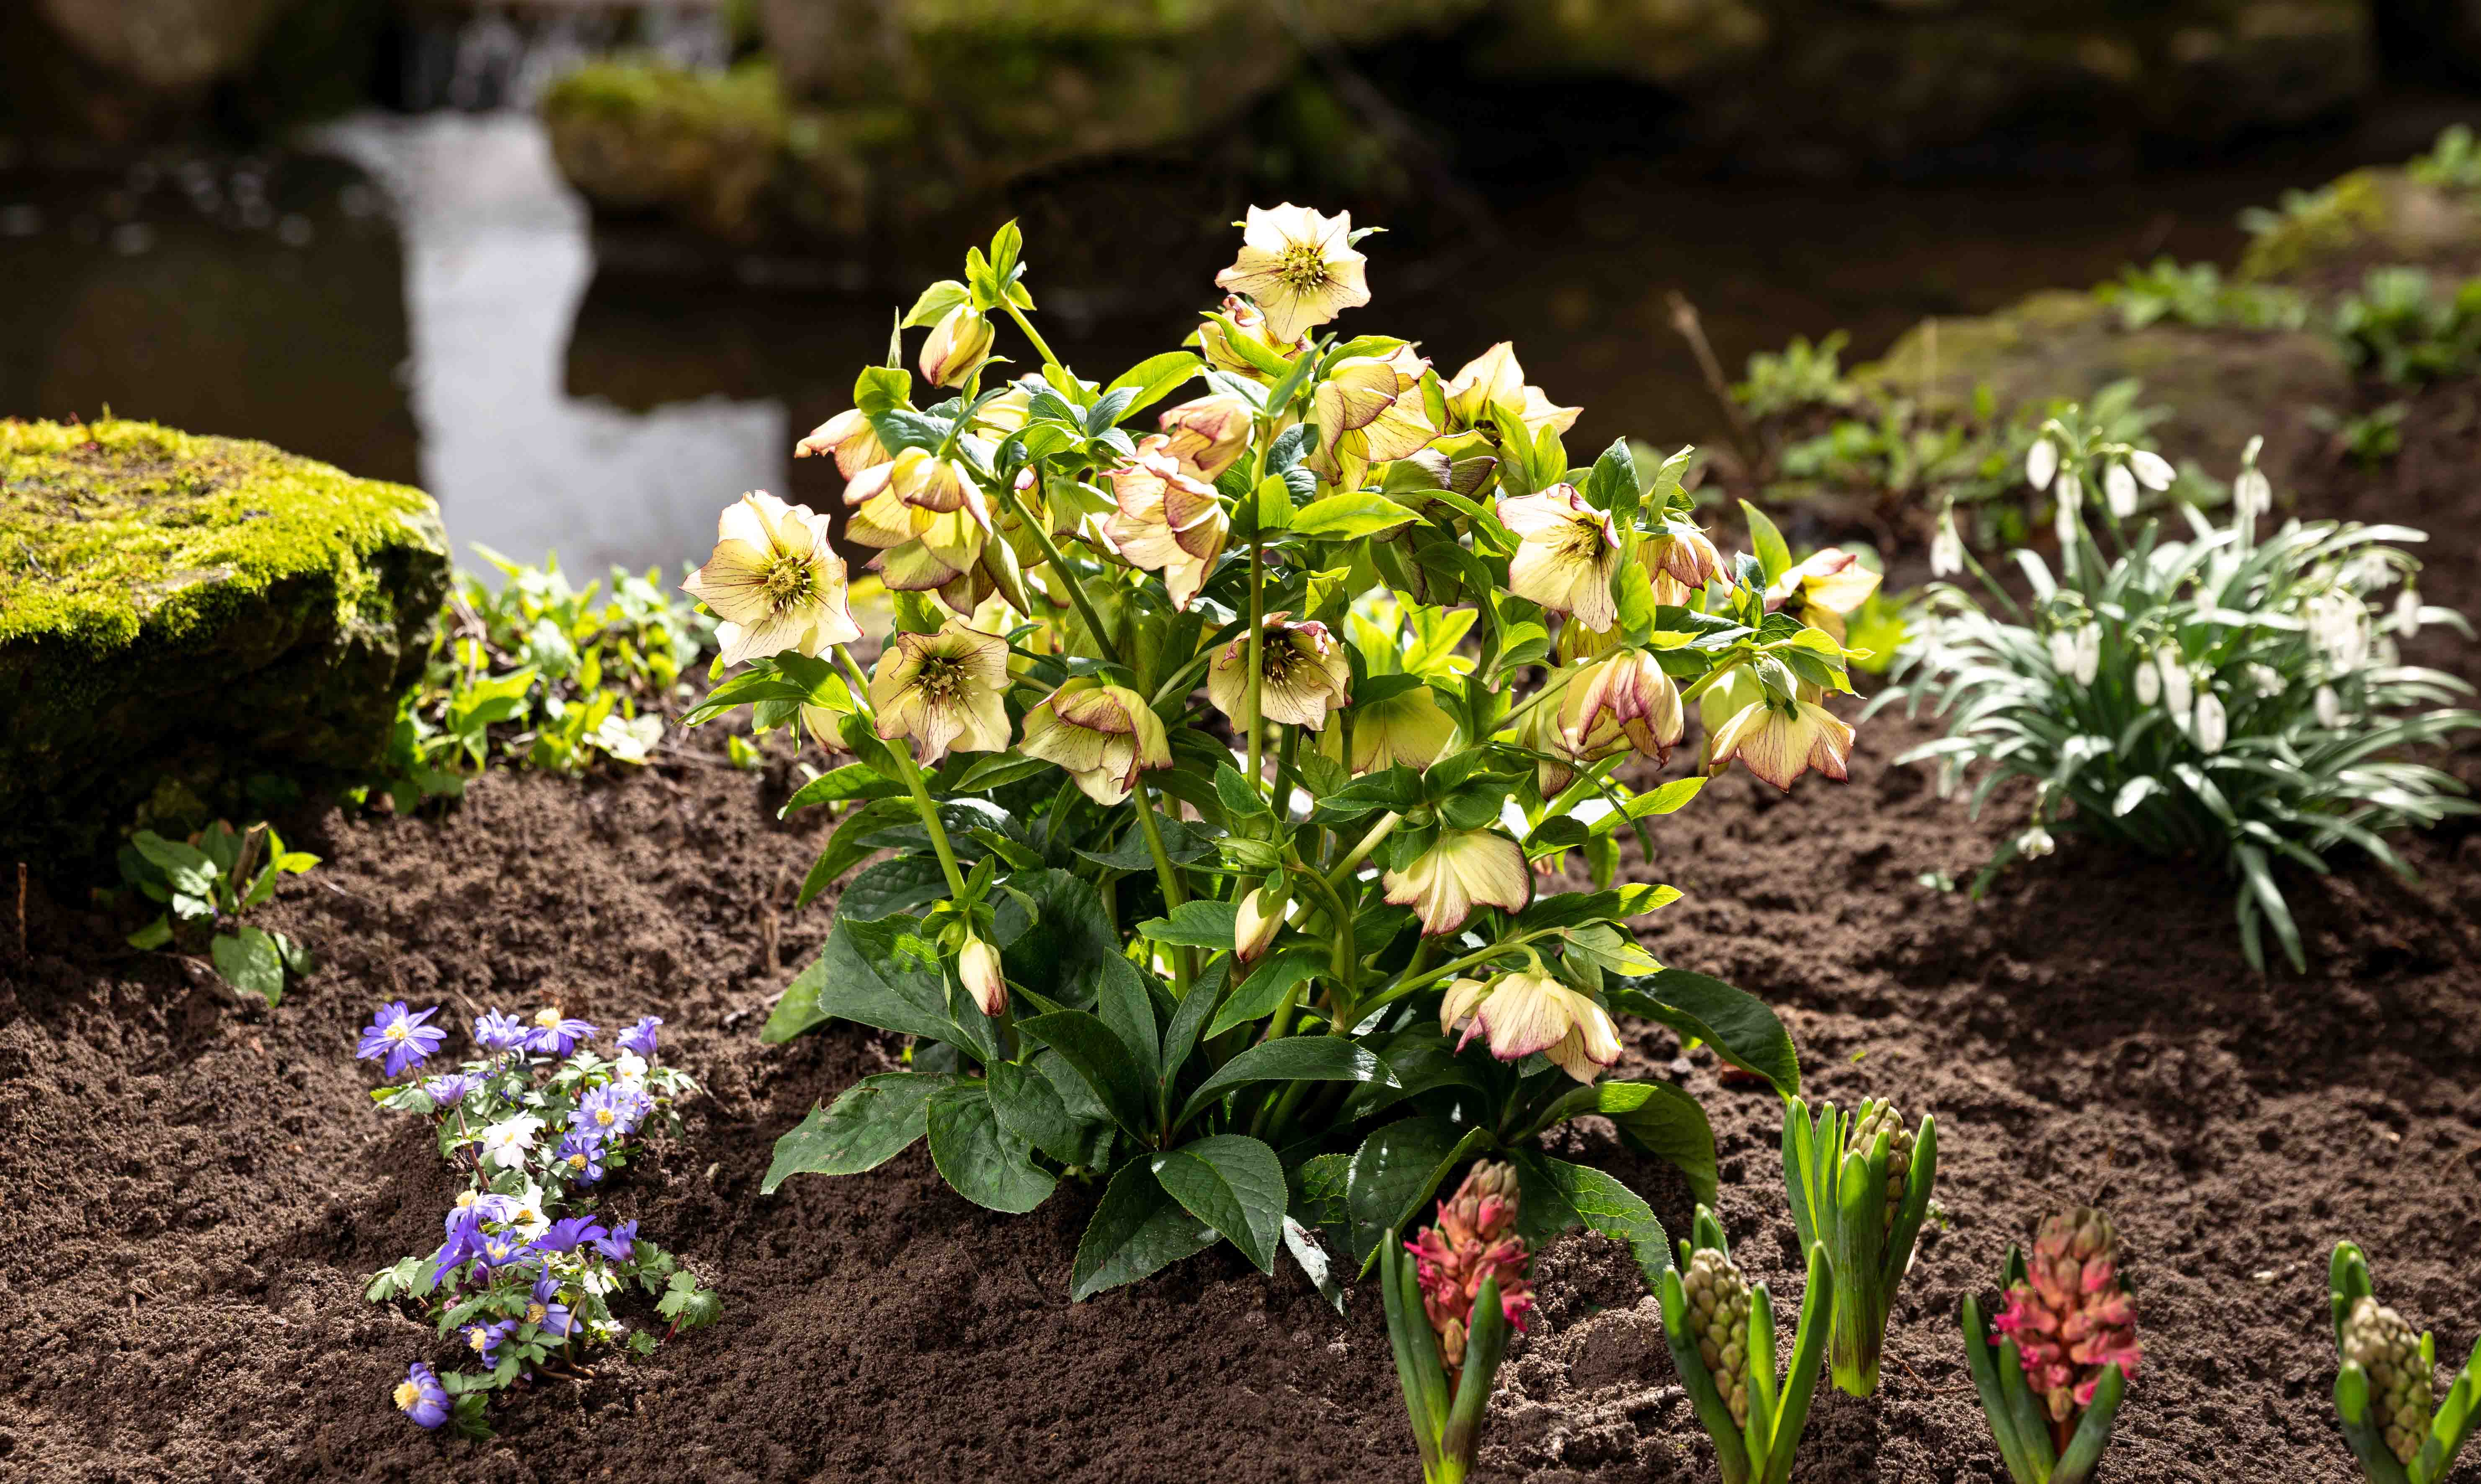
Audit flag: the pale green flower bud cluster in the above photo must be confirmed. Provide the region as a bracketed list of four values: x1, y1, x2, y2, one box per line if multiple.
[1846, 1101, 1914, 1236]
[2343, 1295, 2435, 1466]
[1684, 1247, 1755, 1427]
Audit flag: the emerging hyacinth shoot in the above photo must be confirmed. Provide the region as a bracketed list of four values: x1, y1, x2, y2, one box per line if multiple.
[1382, 1162, 1535, 1484]
[1782, 1096, 1939, 1396]
[2329, 1241, 2481, 1484]
[1657, 1207, 1833, 1484]
[704, 210, 1848, 1299]
[1881, 420, 2481, 971]
[1960, 1208, 2140, 1484]
[357, 1004, 717, 1439]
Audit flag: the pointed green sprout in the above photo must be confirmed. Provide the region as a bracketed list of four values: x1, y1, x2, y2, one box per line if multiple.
[1381, 1236, 1512, 1484]
[1657, 1205, 1833, 1484]
[1960, 1245, 2128, 1484]
[1782, 1095, 1938, 1396]
[2330, 1241, 2481, 1484]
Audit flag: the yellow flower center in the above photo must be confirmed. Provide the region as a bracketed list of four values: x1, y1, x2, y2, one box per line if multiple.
[1275, 242, 1331, 292]
[761, 548, 817, 609]
[570, 1153, 590, 1170]
[596, 1108, 616, 1126]
[1558, 515, 1609, 560]
[914, 654, 969, 703]
[468, 1329, 490, 1352]
[394, 1381, 421, 1410]
[534, 1007, 562, 1028]
[384, 1022, 408, 1041]
[526, 1304, 547, 1324]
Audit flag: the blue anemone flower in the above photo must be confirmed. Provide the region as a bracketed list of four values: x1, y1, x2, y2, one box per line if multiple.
[591, 1219, 637, 1262]
[553, 1134, 606, 1185]
[472, 1009, 529, 1054]
[355, 1002, 446, 1079]
[522, 1007, 598, 1058]
[393, 1362, 449, 1429]
[617, 1015, 663, 1059]
[460, 1319, 514, 1365]
[534, 1216, 609, 1254]
[526, 1275, 578, 1339]
[420, 1072, 481, 1110]
[570, 1083, 650, 1144]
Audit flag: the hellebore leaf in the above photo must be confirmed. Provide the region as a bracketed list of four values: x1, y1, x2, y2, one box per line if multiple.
[1176, 1036, 1400, 1131]
[211, 927, 286, 1005]
[1291, 491, 1422, 541]
[1014, 1011, 1155, 1143]
[1152, 1135, 1287, 1274]
[1104, 351, 1204, 417]
[761, 1072, 955, 1193]
[764, 915, 956, 1045]
[1204, 945, 1325, 1039]
[1070, 1160, 1218, 1301]
[988, 1056, 1112, 1169]
[1336, 1023, 1491, 1123]
[1001, 868, 1124, 1009]
[1518, 885, 1682, 930]
[1739, 500, 1792, 586]
[1509, 1149, 1673, 1290]
[1346, 1116, 1483, 1270]
[1157, 956, 1229, 1094]
[1136, 898, 1240, 950]
[1524, 1080, 1718, 1208]
[1075, 815, 1220, 873]
[926, 1083, 1059, 1214]
[1607, 968, 1800, 1097]
[835, 855, 952, 923]
[796, 797, 921, 906]
[1288, 1151, 1353, 1237]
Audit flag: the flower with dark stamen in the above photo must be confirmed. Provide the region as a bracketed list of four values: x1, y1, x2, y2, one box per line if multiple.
[869, 623, 1011, 765]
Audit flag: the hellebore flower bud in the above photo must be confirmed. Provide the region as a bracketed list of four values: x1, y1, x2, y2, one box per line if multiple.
[920, 304, 995, 388]
[1382, 829, 1532, 937]
[795, 407, 891, 477]
[959, 935, 1006, 1017]
[1234, 882, 1286, 963]
[1019, 679, 1172, 805]
[1155, 392, 1254, 479]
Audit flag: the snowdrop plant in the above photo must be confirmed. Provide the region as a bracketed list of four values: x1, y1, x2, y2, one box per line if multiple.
[1879, 425, 2481, 971]
[694, 211, 1862, 1300]
[357, 1004, 716, 1439]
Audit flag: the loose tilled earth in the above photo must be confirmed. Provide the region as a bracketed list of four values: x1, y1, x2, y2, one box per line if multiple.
[7, 399, 2481, 1483]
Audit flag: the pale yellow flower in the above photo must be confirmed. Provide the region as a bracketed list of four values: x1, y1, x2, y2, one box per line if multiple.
[794, 407, 889, 478]
[1207, 614, 1352, 731]
[919, 304, 994, 388]
[681, 492, 861, 667]
[1439, 343, 1579, 437]
[869, 623, 1011, 765]
[1500, 484, 1622, 632]
[1440, 970, 1621, 1084]
[1156, 392, 1255, 480]
[973, 380, 1036, 437]
[1764, 548, 1882, 644]
[1101, 435, 1228, 611]
[1018, 679, 1171, 805]
[1349, 683, 1459, 774]
[887, 446, 991, 527]
[1234, 885, 1285, 963]
[1639, 523, 1724, 605]
[1555, 649, 1684, 769]
[1213, 203, 1372, 343]
[958, 935, 1007, 1017]
[1382, 829, 1532, 936]
[845, 453, 988, 596]
[1307, 346, 1438, 489]
[1707, 696, 1856, 791]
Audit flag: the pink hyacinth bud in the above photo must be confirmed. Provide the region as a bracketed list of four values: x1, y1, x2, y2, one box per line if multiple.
[1406, 1161, 1534, 1386]
[1994, 1207, 2141, 1437]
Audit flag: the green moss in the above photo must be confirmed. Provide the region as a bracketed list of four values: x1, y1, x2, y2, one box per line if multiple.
[2237, 170, 2388, 282]
[1, 418, 440, 652]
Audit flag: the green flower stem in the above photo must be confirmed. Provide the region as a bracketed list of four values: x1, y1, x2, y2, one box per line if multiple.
[1244, 533, 1268, 792]
[833, 645, 967, 897]
[1546, 755, 1627, 817]
[1327, 811, 1400, 886]
[1359, 928, 1566, 1020]
[1130, 781, 1195, 992]
[1495, 664, 1582, 742]
[1272, 724, 1303, 825]
[1000, 301, 1063, 374]
[990, 475, 1123, 668]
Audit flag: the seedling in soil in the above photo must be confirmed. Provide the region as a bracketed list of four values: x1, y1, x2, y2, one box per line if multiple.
[1960, 1208, 2141, 1484]
[2329, 1240, 2481, 1484]
[115, 819, 317, 1004]
[1658, 1206, 1833, 1484]
[1381, 1161, 1533, 1484]
[1782, 1095, 1938, 1396]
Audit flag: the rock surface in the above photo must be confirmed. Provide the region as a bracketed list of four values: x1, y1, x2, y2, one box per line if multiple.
[0, 419, 447, 873]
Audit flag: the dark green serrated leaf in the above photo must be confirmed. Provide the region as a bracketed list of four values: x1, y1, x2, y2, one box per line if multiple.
[1153, 1134, 1287, 1274]
[926, 1083, 1058, 1213]
[761, 1073, 954, 1192]
[1070, 1160, 1217, 1300]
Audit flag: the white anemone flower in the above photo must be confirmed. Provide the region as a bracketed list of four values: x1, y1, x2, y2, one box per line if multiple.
[478, 1114, 544, 1172]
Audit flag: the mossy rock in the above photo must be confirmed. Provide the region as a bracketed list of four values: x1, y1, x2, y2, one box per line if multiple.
[1855, 289, 2349, 469]
[0, 419, 448, 874]
[2239, 166, 2481, 291]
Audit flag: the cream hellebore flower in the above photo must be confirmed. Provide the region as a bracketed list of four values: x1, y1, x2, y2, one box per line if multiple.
[1197, 294, 1300, 379]
[1439, 971, 1622, 1084]
[794, 407, 890, 477]
[1308, 346, 1439, 487]
[1638, 522, 1725, 605]
[1207, 614, 1352, 730]
[1383, 829, 1532, 936]
[869, 623, 1011, 766]
[1557, 649, 1686, 769]
[682, 492, 863, 667]
[1156, 392, 1255, 480]
[1019, 678, 1172, 805]
[1707, 694, 1856, 792]
[1440, 342, 1580, 437]
[1349, 683, 1460, 774]
[920, 304, 995, 388]
[1101, 435, 1228, 611]
[1213, 203, 1372, 343]
[845, 456, 988, 596]
[1501, 484, 1622, 632]
[1764, 547, 1882, 644]
[958, 934, 1007, 1017]
[974, 379, 1036, 437]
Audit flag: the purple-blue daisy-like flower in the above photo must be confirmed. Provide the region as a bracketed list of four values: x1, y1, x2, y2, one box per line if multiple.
[526, 1275, 578, 1339]
[617, 1015, 663, 1059]
[534, 1216, 609, 1255]
[475, 1231, 534, 1272]
[461, 1319, 515, 1365]
[522, 1006, 598, 1058]
[473, 1009, 529, 1054]
[553, 1134, 606, 1185]
[431, 1192, 519, 1285]
[421, 1072, 481, 1110]
[591, 1219, 637, 1262]
[569, 1083, 648, 1144]
[393, 1362, 450, 1429]
[356, 1002, 447, 1078]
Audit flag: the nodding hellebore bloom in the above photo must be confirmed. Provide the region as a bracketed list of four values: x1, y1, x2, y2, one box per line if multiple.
[1019, 678, 1172, 805]
[1197, 293, 1300, 379]
[1765, 547, 1883, 645]
[1308, 346, 1439, 490]
[1383, 829, 1532, 937]
[472, 1008, 528, 1054]
[1102, 435, 1228, 612]
[1213, 201, 1372, 343]
[617, 1015, 661, 1059]
[794, 406, 889, 477]
[681, 492, 862, 667]
[356, 1002, 446, 1078]
[1501, 485, 1623, 633]
[957, 934, 1008, 1016]
[869, 622, 1011, 765]
[1639, 522, 1725, 605]
[1709, 692, 1857, 792]
[919, 303, 995, 388]
[1155, 391, 1254, 480]
[1207, 614, 1352, 731]
[1439, 341, 1580, 438]
[393, 1362, 450, 1430]
[1439, 970, 1622, 1084]
[1554, 649, 1685, 778]
[843, 459, 987, 599]
[1347, 683, 1459, 775]
[524, 1007, 597, 1058]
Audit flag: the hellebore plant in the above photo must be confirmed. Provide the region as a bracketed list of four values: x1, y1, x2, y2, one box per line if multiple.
[2329, 1240, 2481, 1483]
[1960, 1208, 2141, 1484]
[1381, 1162, 1534, 1484]
[358, 1004, 717, 1439]
[1782, 1096, 1938, 1396]
[692, 211, 1860, 1299]
[1880, 420, 2481, 971]
[1657, 1206, 1834, 1484]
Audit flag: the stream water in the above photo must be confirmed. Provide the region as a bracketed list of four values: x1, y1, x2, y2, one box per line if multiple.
[3, 95, 2474, 579]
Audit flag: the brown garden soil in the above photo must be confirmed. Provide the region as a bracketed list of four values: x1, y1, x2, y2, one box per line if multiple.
[6, 393, 2481, 1484]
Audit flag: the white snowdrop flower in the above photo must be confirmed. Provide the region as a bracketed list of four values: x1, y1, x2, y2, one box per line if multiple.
[2194, 691, 2228, 754]
[479, 1114, 544, 1171]
[2160, 652, 2194, 716]
[2055, 466, 2082, 509]
[2073, 625, 2101, 686]
[2019, 825, 2056, 859]
[2233, 467, 2271, 523]
[1931, 510, 1964, 578]
[2104, 461, 2139, 518]
[2344, 550, 2393, 591]
[2047, 629, 2079, 675]
[2315, 684, 2343, 728]
[2025, 437, 2059, 491]
[2393, 586, 2422, 637]
[2128, 449, 2176, 491]
[2376, 635, 2401, 668]
[2135, 659, 2161, 706]
[2246, 663, 2284, 698]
